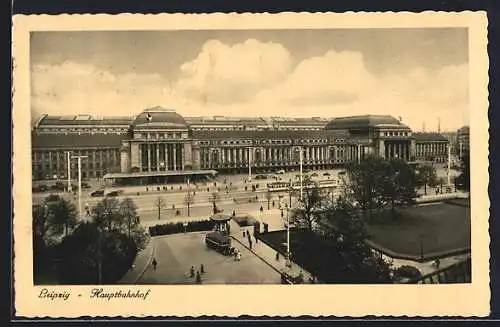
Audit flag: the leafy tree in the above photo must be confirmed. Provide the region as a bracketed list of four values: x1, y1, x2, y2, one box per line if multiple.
[347, 156, 418, 216]
[319, 198, 393, 283]
[416, 164, 438, 195]
[291, 177, 325, 231]
[91, 197, 121, 231]
[346, 155, 386, 215]
[119, 197, 139, 236]
[379, 159, 417, 211]
[46, 197, 77, 236]
[208, 191, 220, 214]
[154, 197, 166, 220]
[55, 221, 137, 284]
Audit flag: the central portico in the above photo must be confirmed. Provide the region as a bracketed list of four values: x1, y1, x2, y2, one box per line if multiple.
[120, 107, 193, 173]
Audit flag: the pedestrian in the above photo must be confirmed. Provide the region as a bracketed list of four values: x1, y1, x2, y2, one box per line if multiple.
[249, 240, 253, 250]
[232, 210, 236, 217]
[255, 236, 258, 244]
[152, 258, 158, 270]
[200, 264, 205, 274]
[272, 201, 275, 207]
[434, 258, 441, 269]
[243, 231, 246, 237]
[196, 271, 202, 284]
[275, 251, 280, 261]
[190, 266, 195, 278]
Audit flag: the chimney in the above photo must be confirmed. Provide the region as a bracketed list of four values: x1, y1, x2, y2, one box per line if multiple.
[438, 117, 441, 133]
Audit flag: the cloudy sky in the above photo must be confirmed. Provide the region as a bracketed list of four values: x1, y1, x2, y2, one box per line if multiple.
[30, 28, 469, 131]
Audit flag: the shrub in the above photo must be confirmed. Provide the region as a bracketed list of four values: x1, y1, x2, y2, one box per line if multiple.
[232, 215, 257, 227]
[53, 222, 137, 284]
[149, 219, 216, 236]
[393, 265, 422, 280]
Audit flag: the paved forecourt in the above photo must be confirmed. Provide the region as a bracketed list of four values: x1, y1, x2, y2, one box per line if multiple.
[136, 232, 282, 284]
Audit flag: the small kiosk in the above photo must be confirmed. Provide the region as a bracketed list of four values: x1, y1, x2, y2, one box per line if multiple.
[205, 213, 233, 255]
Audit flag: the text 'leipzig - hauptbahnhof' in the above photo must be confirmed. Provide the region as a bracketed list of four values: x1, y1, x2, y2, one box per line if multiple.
[31, 107, 455, 185]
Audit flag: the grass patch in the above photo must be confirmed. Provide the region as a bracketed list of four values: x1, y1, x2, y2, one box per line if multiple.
[364, 202, 470, 259]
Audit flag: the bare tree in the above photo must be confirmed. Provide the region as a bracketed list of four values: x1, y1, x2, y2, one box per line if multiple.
[154, 197, 166, 220]
[208, 191, 220, 214]
[91, 197, 121, 231]
[184, 191, 195, 217]
[292, 177, 325, 231]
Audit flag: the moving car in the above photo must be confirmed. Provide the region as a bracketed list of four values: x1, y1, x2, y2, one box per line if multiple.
[276, 169, 285, 174]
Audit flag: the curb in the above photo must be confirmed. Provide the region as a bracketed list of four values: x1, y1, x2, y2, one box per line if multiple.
[120, 239, 156, 284]
[230, 236, 284, 276]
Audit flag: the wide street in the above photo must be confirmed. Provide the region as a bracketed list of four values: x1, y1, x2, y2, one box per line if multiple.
[33, 165, 460, 223]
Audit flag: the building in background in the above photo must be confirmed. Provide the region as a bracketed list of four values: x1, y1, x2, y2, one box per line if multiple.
[457, 126, 470, 157]
[31, 107, 452, 182]
[413, 132, 450, 163]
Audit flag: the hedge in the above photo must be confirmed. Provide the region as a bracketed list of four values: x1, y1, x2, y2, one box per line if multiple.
[149, 219, 216, 237]
[232, 215, 257, 227]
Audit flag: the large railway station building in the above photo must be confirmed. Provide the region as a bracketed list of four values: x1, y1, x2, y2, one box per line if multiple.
[31, 107, 450, 183]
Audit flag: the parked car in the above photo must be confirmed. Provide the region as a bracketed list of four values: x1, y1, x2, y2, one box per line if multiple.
[276, 169, 285, 174]
[51, 181, 66, 191]
[323, 172, 331, 176]
[254, 174, 268, 180]
[311, 173, 318, 177]
[90, 190, 104, 197]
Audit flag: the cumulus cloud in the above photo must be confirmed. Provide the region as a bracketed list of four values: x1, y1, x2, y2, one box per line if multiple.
[175, 39, 292, 104]
[31, 61, 190, 117]
[31, 39, 468, 131]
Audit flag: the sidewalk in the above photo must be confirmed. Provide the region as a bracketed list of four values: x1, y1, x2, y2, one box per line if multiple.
[118, 238, 156, 284]
[388, 252, 471, 276]
[228, 219, 316, 284]
[416, 191, 469, 203]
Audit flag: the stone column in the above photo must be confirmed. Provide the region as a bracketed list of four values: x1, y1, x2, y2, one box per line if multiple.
[379, 139, 385, 158]
[184, 142, 192, 170]
[173, 144, 177, 171]
[181, 145, 185, 170]
[147, 144, 151, 172]
[156, 143, 160, 171]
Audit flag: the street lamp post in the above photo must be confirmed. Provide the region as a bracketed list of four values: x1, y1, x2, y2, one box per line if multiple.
[419, 234, 425, 261]
[71, 155, 88, 220]
[447, 142, 451, 187]
[65, 151, 72, 193]
[295, 147, 304, 200]
[248, 147, 252, 183]
[286, 207, 291, 268]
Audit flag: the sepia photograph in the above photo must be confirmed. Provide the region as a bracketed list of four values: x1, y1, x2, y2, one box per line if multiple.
[13, 12, 489, 317]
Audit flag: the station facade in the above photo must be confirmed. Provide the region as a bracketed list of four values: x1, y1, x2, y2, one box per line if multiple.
[31, 107, 450, 181]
